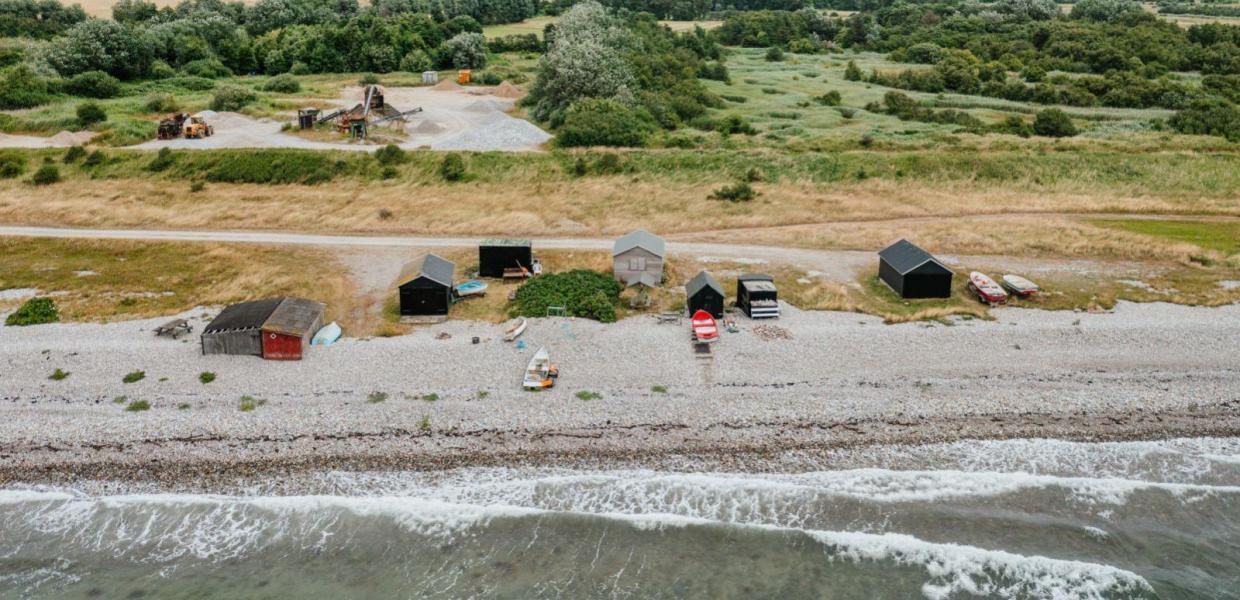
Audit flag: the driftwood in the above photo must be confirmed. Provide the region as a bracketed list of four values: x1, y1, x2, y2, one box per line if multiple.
[154, 318, 192, 339]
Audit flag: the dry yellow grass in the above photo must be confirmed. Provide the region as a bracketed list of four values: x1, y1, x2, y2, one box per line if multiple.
[75, 0, 255, 17]
[0, 237, 359, 329]
[1, 177, 1234, 262]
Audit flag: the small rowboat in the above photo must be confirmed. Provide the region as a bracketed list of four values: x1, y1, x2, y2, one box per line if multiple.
[312, 321, 341, 346]
[968, 271, 1008, 304]
[522, 346, 557, 390]
[1001, 274, 1039, 297]
[691, 310, 719, 344]
[504, 317, 527, 342]
[455, 280, 488, 298]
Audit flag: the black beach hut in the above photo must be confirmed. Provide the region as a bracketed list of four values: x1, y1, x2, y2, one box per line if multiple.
[878, 239, 953, 299]
[736, 273, 779, 318]
[686, 270, 725, 318]
[478, 239, 532, 278]
[398, 253, 455, 316]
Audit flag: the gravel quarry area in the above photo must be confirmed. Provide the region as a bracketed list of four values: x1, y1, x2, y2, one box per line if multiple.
[1, 301, 1238, 485]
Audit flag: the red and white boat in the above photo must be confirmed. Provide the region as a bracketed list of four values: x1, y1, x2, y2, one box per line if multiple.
[691, 310, 719, 343]
[968, 271, 1008, 304]
[1001, 274, 1039, 297]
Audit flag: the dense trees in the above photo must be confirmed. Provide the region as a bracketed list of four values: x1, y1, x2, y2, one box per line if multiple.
[0, 0, 86, 39]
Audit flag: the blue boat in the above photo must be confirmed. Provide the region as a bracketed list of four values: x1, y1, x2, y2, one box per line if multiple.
[455, 280, 488, 298]
[311, 321, 341, 346]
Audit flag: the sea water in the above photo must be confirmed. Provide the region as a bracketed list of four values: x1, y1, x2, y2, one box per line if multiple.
[3, 437, 1239, 599]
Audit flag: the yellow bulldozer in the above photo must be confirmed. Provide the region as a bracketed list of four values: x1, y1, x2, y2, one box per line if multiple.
[157, 114, 215, 140]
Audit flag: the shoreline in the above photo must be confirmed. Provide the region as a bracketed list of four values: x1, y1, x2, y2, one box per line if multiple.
[3, 300, 1239, 491]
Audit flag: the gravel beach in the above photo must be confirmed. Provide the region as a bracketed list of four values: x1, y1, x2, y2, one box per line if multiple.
[2, 301, 1238, 487]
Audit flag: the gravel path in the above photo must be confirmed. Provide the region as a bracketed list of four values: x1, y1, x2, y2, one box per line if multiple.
[2, 301, 1238, 485]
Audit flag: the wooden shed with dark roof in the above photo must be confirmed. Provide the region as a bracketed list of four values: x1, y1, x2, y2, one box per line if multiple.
[398, 253, 455, 316]
[201, 297, 325, 360]
[686, 270, 725, 318]
[479, 238, 532, 278]
[878, 239, 953, 299]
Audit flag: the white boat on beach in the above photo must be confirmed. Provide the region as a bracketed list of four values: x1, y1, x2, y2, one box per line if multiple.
[522, 346, 557, 390]
[504, 317, 527, 342]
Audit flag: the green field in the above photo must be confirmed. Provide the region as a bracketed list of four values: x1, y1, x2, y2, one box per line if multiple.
[1092, 219, 1240, 257]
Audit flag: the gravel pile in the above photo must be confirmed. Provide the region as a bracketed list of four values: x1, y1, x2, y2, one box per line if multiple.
[2, 301, 1238, 483]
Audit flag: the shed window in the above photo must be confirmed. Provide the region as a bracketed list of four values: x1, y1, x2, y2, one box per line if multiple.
[629, 257, 646, 271]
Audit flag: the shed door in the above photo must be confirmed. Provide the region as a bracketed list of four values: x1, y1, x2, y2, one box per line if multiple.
[629, 256, 646, 271]
[262, 332, 304, 360]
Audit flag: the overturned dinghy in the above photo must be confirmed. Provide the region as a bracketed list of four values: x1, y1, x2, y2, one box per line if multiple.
[312, 321, 341, 346]
[504, 317, 527, 342]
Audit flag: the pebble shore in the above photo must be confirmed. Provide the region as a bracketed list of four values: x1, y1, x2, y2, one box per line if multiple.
[2, 301, 1238, 487]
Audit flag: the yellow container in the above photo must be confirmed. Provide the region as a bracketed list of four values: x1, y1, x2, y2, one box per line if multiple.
[458, 69, 471, 84]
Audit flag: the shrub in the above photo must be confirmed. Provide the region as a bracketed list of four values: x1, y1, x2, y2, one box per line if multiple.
[76, 102, 107, 127]
[125, 399, 151, 412]
[844, 60, 863, 81]
[239, 395, 266, 411]
[0, 65, 51, 109]
[421, 392, 439, 402]
[575, 390, 602, 401]
[145, 92, 178, 113]
[1071, 0, 1143, 22]
[149, 60, 176, 79]
[209, 85, 256, 111]
[368, 391, 388, 403]
[358, 73, 380, 85]
[400, 50, 432, 73]
[181, 58, 232, 79]
[30, 164, 60, 185]
[717, 114, 756, 136]
[83, 150, 106, 167]
[709, 181, 757, 202]
[556, 98, 656, 148]
[64, 70, 121, 98]
[62, 145, 86, 163]
[904, 43, 943, 65]
[478, 71, 502, 85]
[6, 297, 59, 326]
[261, 74, 300, 93]
[290, 62, 311, 75]
[1168, 98, 1240, 142]
[146, 147, 175, 172]
[190, 180, 206, 192]
[512, 270, 622, 322]
[374, 144, 406, 165]
[765, 46, 784, 62]
[439, 152, 466, 181]
[49, 368, 70, 381]
[837, 107, 856, 119]
[444, 32, 488, 69]
[199, 371, 216, 384]
[0, 153, 25, 178]
[651, 385, 667, 393]
[122, 370, 145, 383]
[1033, 108, 1078, 137]
[815, 91, 842, 106]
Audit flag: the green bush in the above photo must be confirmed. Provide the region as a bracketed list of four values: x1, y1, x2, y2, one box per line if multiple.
[83, 150, 106, 167]
[199, 371, 216, 384]
[145, 92, 179, 113]
[209, 85, 256, 111]
[844, 60, 863, 82]
[0, 64, 50, 109]
[146, 147, 175, 172]
[5, 297, 59, 326]
[400, 50, 432, 73]
[557, 98, 656, 148]
[181, 58, 233, 79]
[1033, 108, 1078, 137]
[815, 90, 842, 106]
[149, 60, 176, 79]
[512, 270, 623, 322]
[122, 371, 145, 383]
[717, 115, 756, 136]
[62, 145, 86, 163]
[125, 399, 151, 412]
[359, 73, 380, 85]
[765, 46, 784, 62]
[374, 144, 406, 165]
[49, 368, 70, 381]
[30, 164, 60, 185]
[0, 153, 24, 178]
[1168, 98, 1240, 142]
[261, 74, 300, 93]
[64, 70, 121, 98]
[439, 152, 466, 181]
[709, 181, 757, 202]
[478, 71, 502, 85]
[76, 102, 107, 127]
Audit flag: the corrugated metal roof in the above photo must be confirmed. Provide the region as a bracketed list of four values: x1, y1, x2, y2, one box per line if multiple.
[480, 238, 531, 247]
[612, 229, 666, 257]
[878, 239, 949, 275]
[263, 298, 325, 336]
[202, 299, 282, 334]
[397, 253, 455, 288]
[686, 270, 723, 298]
